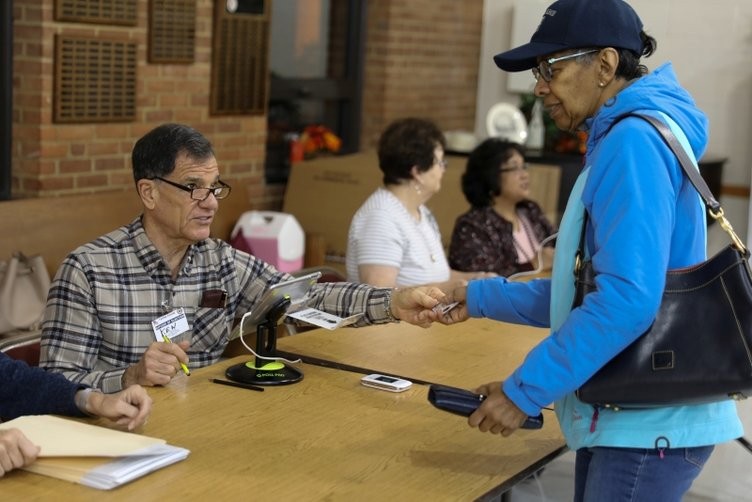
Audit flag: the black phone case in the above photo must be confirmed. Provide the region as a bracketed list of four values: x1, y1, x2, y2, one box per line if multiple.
[427, 384, 543, 429]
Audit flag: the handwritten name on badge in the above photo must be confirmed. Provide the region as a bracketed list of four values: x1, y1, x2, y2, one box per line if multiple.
[151, 307, 190, 342]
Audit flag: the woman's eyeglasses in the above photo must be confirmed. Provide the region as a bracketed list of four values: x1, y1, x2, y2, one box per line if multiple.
[531, 49, 599, 82]
[500, 163, 528, 173]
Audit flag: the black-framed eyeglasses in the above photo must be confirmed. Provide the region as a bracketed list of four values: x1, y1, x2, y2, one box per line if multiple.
[434, 157, 448, 169]
[531, 49, 599, 82]
[153, 177, 232, 201]
[500, 163, 529, 173]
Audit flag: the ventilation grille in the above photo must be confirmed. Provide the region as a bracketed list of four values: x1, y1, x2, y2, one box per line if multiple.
[149, 0, 196, 63]
[54, 36, 137, 123]
[210, 2, 269, 116]
[55, 0, 137, 25]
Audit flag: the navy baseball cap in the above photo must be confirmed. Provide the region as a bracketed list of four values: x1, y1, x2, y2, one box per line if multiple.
[494, 0, 644, 72]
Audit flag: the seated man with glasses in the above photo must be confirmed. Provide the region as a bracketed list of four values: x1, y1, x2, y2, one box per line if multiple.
[40, 123, 451, 393]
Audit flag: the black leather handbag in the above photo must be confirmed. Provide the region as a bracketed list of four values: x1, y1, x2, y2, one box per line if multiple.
[573, 113, 752, 409]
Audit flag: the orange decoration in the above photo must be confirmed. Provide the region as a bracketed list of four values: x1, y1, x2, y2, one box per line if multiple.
[300, 125, 342, 156]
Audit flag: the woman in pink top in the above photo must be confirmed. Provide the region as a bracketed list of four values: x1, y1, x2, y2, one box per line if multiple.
[449, 139, 557, 277]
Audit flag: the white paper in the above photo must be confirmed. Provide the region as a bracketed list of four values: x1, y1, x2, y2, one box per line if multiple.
[80, 444, 190, 490]
[0, 415, 189, 490]
[286, 308, 363, 330]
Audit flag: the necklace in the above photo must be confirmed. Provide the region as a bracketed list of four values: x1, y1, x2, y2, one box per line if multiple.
[389, 188, 439, 263]
[513, 213, 538, 264]
[414, 211, 438, 262]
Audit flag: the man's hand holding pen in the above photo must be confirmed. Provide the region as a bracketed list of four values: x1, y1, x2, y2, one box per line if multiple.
[122, 339, 191, 388]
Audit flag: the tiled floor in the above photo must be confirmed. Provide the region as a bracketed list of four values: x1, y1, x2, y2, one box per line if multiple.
[508, 451, 575, 501]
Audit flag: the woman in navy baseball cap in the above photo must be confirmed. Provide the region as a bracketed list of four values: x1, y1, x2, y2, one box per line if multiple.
[453, 0, 743, 500]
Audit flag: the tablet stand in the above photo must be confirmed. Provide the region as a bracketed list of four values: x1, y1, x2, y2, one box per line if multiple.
[225, 296, 304, 386]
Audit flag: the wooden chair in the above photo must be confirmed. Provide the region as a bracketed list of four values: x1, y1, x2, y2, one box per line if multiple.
[0, 331, 42, 366]
[294, 265, 346, 284]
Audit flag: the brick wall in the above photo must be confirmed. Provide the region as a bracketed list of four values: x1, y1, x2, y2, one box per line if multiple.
[361, 0, 483, 149]
[12, 0, 281, 208]
[11, 0, 482, 205]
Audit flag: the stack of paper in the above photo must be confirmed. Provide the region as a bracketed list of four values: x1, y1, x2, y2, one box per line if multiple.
[0, 415, 189, 490]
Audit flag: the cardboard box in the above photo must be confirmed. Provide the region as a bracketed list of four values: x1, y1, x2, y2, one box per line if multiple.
[282, 151, 560, 262]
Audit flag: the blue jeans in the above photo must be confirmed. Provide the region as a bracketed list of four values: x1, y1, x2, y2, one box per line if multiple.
[574, 445, 714, 502]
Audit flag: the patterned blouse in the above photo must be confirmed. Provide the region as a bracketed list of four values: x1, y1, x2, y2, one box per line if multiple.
[448, 201, 556, 277]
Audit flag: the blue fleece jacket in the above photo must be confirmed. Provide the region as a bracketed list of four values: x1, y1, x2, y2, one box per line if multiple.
[467, 63, 743, 450]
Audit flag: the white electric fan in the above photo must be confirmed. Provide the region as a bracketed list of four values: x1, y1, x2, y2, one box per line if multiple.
[485, 102, 528, 145]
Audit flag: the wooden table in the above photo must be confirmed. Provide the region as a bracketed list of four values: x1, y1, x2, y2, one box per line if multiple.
[277, 317, 551, 389]
[276, 317, 567, 498]
[3, 353, 563, 501]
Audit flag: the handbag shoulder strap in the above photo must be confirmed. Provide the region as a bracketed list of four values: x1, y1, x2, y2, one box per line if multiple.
[574, 208, 589, 271]
[612, 112, 747, 253]
[620, 112, 718, 212]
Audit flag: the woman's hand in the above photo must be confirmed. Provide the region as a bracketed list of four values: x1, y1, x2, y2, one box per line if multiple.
[431, 280, 470, 324]
[387, 279, 475, 327]
[83, 385, 153, 431]
[390, 286, 446, 327]
[468, 382, 529, 437]
[0, 428, 39, 477]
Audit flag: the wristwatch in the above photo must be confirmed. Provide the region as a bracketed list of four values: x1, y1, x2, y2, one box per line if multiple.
[384, 290, 398, 322]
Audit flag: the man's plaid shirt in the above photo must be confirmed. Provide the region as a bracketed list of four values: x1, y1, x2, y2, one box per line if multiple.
[40, 218, 392, 392]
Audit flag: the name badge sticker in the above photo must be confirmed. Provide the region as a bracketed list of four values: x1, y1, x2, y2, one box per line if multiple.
[151, 307, 190, 342]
